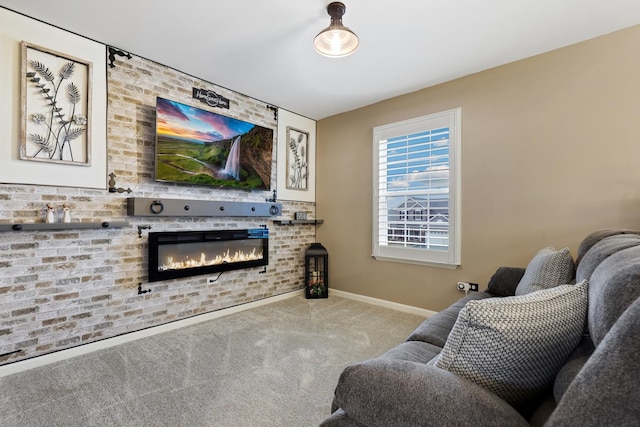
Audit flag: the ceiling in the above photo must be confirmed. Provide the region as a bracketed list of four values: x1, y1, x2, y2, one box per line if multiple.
[2, 0, 640, 120]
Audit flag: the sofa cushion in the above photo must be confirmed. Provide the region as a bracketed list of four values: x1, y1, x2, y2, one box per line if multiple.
[435, 281, 588, 411]
[486, 266, 526, 297]
[575, 229, 640, 266]
[587, 245, 640, 345]
[407, 291, 493, 347]
[545, 297, 640, 427]
[552, 337, 594, 403]
[515, 247, 575, 296]
[332, 359, 529, 427]
[576, 233, 640, 283]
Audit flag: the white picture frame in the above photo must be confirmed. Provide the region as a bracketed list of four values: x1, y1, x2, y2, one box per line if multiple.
[277, 109, 316, 202]
[0, 9, 107, 189]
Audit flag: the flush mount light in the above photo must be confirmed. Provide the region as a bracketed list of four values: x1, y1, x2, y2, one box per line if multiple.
[313, 2, 359, 58]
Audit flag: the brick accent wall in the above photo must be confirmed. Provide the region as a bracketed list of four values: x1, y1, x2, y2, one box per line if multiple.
[0, 51, 316, 365]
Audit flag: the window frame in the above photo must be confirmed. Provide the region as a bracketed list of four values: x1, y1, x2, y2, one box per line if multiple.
[372, 108, 461, 268]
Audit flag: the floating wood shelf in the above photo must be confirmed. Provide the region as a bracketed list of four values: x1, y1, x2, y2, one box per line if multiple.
[273, 219, 324, 226]
[0, 221, 129, 232]
[127, 197, 282, 218]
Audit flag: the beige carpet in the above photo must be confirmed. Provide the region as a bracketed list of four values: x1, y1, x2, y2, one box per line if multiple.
[0, 294, 425, 427]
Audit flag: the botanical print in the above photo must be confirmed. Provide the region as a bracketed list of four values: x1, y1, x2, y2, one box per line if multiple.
[286, 126, 309, 190]
[21, 42, 91, 165]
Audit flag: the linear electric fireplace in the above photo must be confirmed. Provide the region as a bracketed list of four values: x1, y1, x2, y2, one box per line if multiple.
[148, 228, 269, 282]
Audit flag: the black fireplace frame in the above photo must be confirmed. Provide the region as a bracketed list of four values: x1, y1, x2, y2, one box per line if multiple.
[147, 228, 268, 282]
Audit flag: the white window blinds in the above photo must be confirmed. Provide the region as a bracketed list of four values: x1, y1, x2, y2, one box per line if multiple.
[372, 108, 461, 267]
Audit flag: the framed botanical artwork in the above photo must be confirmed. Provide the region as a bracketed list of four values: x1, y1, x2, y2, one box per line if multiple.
[285, 126, 309, 191]
[21, 42, 92, 165]
[0, 7, 107, 189]
[277, 109, 316, 202]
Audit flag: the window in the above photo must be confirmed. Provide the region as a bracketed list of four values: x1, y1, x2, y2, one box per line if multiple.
[372, 108, 461, 267]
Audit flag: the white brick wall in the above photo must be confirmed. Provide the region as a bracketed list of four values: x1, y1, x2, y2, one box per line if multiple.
[0, 51, 317, 365]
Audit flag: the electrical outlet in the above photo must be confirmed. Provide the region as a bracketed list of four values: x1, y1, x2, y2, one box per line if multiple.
[457, 282, 479, 292]
[456, 281, 470, 292]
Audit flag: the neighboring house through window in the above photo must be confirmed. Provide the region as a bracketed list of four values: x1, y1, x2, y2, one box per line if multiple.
[372, 108, 461, 267]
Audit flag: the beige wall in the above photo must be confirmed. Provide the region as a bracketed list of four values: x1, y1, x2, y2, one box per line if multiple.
[316, 25, 640, 312]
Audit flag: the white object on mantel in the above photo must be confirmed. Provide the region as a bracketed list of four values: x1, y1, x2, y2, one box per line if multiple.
[62, 205, 71, 223]
[45, 204, 55, 223]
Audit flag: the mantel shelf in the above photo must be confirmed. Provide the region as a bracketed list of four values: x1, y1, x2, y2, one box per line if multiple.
[0, 221, 129, 232]
[127, 197, 282, 218]
[273, 219, 324, 226]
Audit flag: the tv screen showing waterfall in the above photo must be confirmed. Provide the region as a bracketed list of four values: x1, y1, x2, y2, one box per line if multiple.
[154, 97, 274, 190]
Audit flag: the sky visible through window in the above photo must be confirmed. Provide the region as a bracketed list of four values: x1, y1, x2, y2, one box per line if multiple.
[383, 127, 450, 202]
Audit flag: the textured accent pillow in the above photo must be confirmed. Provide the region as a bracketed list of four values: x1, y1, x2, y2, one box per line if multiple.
[515, 247, 575, 296]
[435, 281, 588, 411]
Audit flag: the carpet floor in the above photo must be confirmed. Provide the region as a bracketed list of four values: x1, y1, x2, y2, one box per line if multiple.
[0, 294, 425, 427]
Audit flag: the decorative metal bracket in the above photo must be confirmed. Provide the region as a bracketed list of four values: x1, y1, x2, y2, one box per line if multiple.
[267, 105, 278, 121]
[107, 47, 132, 68]
[138, 282, 151, 295]
[108, 172, 132, 194]
[137, 225, 151, 238]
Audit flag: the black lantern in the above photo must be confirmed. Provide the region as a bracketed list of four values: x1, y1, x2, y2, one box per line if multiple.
[305, 243, 328, 299]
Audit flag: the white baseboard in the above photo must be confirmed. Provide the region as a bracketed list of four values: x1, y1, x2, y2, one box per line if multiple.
[330, 289, 436, 318]
[0, 289, 304, 378]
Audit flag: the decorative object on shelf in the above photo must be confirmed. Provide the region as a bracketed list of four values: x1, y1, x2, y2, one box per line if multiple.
[107, 46, 132, 69]
[295, 212, 308, 220]
[108, 172, 132, 194]
[45, 203, 55, 223]
[277, 109, 316, 202]
[62, 204, 71, 223]
[22, 42, 91, 165]
[266, 189, 277, 203]
[305, 243, 329, 299]
[192, 87, 230, 109]
[313, 2, 359, 58]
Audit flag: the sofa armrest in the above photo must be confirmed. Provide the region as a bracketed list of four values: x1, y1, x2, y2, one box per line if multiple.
[485, 266, 526, 296]
[333, 359, 528, 427]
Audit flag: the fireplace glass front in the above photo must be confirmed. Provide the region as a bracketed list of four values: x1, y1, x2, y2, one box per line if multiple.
[148, 228, 268, 282]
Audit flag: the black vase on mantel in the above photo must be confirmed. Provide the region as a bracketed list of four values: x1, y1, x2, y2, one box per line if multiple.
[304, 243, 328, 299]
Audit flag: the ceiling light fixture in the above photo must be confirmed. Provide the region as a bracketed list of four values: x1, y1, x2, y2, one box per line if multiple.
[313, 2, 359, 58]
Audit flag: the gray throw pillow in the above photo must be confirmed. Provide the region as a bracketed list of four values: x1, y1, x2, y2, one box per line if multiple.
[515, 247, 575, 296]
[435, 281, 588, 411]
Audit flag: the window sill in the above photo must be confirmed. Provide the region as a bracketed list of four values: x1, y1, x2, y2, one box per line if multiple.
[372, 255, 460, 269]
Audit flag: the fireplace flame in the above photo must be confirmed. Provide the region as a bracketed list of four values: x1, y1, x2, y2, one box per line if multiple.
[159, 248, 263, 271]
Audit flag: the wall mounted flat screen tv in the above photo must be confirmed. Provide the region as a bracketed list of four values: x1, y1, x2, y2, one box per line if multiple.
[155, 97, 273, 190]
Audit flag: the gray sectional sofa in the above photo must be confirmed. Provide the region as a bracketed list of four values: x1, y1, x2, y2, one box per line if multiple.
[321, 229, 640, 426]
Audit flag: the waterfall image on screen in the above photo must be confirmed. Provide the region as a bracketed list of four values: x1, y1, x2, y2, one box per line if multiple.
[154, 97, 273, 190]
